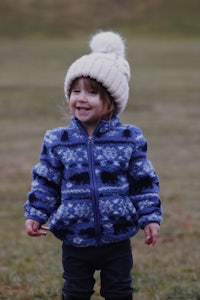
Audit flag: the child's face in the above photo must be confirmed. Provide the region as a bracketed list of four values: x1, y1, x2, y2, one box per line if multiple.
[69, 78, 107, 134]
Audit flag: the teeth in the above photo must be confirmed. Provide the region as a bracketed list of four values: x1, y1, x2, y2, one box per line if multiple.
[77, 107, 89, 110]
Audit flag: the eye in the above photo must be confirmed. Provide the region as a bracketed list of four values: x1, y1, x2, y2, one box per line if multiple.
[71, 88, 80, 93]
[88, 89, 97, 94]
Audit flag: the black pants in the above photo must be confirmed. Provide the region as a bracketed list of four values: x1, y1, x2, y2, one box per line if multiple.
[62, 239, 133, 300]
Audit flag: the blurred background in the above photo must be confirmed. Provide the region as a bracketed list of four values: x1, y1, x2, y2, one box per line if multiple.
[0, 0, 199, 38]
[0, 1, 200, 299]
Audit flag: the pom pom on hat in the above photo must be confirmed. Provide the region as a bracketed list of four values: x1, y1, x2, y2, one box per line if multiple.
[89, 31, 125, 58]
[64, 30, 131, 115]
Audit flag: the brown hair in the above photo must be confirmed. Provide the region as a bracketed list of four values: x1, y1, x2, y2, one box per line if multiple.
[69, 77, 117, 119]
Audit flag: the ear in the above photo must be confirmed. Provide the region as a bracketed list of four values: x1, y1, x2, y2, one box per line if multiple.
[110, 101, 117, 116]
[104, 102, 117, 119]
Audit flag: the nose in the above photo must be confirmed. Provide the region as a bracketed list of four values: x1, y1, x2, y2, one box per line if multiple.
[76, 90, 87, 102]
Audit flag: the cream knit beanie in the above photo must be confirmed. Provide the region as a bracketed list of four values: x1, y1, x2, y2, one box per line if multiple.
[64, 30, 130, 115]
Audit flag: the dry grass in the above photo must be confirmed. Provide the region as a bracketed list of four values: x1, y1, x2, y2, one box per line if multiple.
[0, 0, 199, 38]
[0, 36, 200, 299]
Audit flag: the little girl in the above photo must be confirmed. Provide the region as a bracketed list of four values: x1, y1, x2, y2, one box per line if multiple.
[24, 31, 162, 300]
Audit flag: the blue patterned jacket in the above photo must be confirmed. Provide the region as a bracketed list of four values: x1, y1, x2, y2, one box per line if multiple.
[24, 116, 162, 247]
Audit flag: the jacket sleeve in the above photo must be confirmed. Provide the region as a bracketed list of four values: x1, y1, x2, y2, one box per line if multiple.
[24, 130, 63, 224]
[129, 128, 162, 229]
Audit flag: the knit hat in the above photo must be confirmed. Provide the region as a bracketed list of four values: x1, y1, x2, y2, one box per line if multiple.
[64, 30, 130, 115]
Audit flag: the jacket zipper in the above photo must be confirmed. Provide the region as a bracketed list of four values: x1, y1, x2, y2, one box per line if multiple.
[88, 136, 101, 246]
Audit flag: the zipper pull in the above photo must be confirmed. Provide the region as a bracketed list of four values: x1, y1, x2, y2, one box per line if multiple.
[88, 137, 93, 144]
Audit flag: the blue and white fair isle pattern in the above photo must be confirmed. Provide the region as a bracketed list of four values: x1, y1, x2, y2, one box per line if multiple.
[24, 116, 162, 247]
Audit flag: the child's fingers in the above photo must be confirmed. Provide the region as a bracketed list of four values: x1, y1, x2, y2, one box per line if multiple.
[145, 236, 153, 245]
[25, 220, 49, 237]
[39, 226, 50, 236]
[41, 226, 50, 231]
[144, 226, 151, 243]
[25, 220, 39, 236]
[144, 223, 160, 246]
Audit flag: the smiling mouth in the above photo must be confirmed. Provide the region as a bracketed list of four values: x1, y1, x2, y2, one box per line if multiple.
[76, 106, 90, 111]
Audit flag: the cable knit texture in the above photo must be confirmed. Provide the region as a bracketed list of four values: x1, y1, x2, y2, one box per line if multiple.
[24, 116, 162, 247]
[64, 31, 130, 115]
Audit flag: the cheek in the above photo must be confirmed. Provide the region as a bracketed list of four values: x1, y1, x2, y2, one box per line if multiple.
[68, 98, 75, 110]
[96, 98, 105, 112]
[101, 103, 108, 115]
[68, 103, 75, 116]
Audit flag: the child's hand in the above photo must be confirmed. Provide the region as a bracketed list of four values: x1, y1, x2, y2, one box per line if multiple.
[144, 223, 160, 246]
[25, 219, 48, 237]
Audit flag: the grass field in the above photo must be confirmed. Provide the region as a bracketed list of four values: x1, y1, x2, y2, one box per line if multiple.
[1, 0, 199, 38]
[0, 35, 200, 299]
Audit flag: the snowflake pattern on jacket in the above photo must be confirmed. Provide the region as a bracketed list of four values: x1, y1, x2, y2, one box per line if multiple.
[24, 116, 162, 247]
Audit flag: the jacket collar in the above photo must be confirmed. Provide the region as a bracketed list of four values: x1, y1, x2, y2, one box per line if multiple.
[70, 116, 121, 136]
